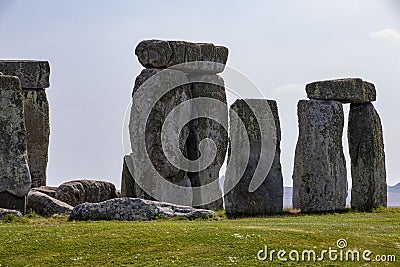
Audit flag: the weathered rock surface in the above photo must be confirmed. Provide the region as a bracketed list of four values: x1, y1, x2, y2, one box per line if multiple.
[70, 198, 215, 221]
[306, 78, 376, 103]
[0, 60, 50, 88]
[55, 180, 118, 207]
[27, 191, 73, 216]
[129, 69, 192, 203]
[224, 99, 283, 215]
[23, 89, 50, 187]
[31, 186, 57, 198]
[292, 99, 347, 212]
[0, 208, 23, 220]
[348, 103, 387, 211]
[0, 75, 31, 212]
[186, 74, 228, 210]
[135, 40, 228, 73]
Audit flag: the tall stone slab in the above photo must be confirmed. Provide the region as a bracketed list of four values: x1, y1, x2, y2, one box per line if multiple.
[129, 68, 192, 203]
[292, 99, 347, 212]
[224, 99, 283, 216]
[0, 74, 31, 213]
[348, 103, 387, 211]
[186, 74, 228, 210]
[121, 155, 153, 200]
[0, 60, 50, 188]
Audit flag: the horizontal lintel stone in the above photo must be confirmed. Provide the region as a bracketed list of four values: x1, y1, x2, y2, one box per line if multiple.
[135, 40, 228, 73]
[0, 60, 50, 89]
[306, 78, 376, 103]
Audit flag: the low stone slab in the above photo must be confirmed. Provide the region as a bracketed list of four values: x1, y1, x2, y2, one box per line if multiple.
[27, 191, 73, 216]
[31, 186, 57, 198]
[306, 78, 376, 103]
[135, 40, 228, 73]
[55, 180, 118, 207]
[0, 61, 51, 188]
[0, 208, 23, 220]
[0, 60, 50, 88]
[69, 198, 215, 221]
[348, 103, 387, 211]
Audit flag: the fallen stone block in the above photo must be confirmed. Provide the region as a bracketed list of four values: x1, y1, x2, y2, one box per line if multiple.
[31, 186, 57, 198]
[27, 191, 73, 216]
[0, 208, 23, 220]
[55, 180, 118, 207]
[69, 198, 215, 221]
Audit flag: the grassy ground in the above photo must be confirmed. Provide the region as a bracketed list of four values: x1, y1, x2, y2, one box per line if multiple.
[0, 209, 399, 266]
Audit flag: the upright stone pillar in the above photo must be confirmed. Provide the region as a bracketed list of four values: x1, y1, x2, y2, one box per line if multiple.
[0, 74, 31, 213]
[129, 68, 191, 203]
[186, 74, 228, 210]
[127, 40, 229, 208]
[348, 103, 387, 211]
[0, 61, 50, 188]
[224, 99, 283, 216]
[292, 99, 347, 212]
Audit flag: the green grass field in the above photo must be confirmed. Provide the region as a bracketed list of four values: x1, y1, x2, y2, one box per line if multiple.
[0, 209, 399, 266]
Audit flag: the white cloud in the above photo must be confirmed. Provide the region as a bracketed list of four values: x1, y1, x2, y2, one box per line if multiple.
[369, 29, 400, 44]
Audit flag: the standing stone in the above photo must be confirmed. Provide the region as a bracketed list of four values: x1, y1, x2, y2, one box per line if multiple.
[306, 78, 376, 103]
[0, 208, 23, 220]
[0, 75, 31, 213]
[293, 100, 347, 212]
[121, 155, 153, 199]
[292, 100, 347, 212]
[0, 60, 50, 188]
[129, 69, 192, 202]
[121, 155, 136, 197]
[186, 74, 228, 210]
[224, 99, 283, 216]
[348, 103, 387, 211]
[129, 40, 229, 207]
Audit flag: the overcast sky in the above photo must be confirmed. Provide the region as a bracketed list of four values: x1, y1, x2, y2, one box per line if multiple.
[1, 0, 399, 188]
